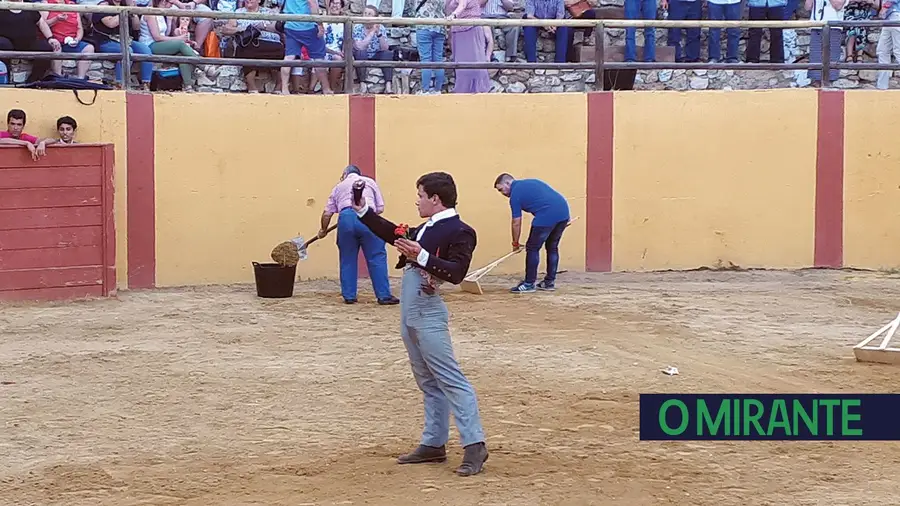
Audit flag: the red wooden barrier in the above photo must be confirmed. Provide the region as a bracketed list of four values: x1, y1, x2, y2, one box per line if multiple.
[0, 144, 116, 301]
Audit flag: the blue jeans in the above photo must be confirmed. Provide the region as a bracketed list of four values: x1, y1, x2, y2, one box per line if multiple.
[400, 267, 485, 447]
[416, 28, 446, 92]
[97, 40, 152, 84]
[524, 25, 570, 63]
[708, 2, 741, 62]
[667, 0, 701, 62]
[336, 208, 393, 301]
[625, 0, 657, 62]
[524, 219, 568, 285]
[784, 0, 800, 18]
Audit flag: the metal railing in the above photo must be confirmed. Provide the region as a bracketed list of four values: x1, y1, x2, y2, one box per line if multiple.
[3, 1, 900, 91]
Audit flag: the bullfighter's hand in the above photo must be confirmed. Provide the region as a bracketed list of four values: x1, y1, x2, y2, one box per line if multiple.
[395, 238, 422, 258]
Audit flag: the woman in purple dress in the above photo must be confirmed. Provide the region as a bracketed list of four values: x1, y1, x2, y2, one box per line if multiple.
[445, 0, 492, 93]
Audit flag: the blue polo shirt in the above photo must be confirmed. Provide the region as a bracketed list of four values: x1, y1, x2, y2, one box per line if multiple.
[509, 179, 570, 227]
[284, 0, 316, 32]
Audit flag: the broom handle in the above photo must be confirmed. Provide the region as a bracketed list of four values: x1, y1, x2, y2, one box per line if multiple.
[301, 223, 338, 249]
[466, 217, 578, 278]
[468, 249, 522, 278]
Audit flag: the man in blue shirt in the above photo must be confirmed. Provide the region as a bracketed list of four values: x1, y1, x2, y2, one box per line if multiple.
[280, 0, 332, 94]
[494, 173, 570, 293]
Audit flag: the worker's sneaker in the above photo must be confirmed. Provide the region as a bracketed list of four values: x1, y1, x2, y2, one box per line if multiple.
[510, 282, 535, 293]
[378, 296, 400, 305]
[537, 281, 556, 291]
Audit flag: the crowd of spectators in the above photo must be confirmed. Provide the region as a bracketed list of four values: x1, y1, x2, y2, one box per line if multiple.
[1, 0, 900, 92]
[0, 108, 79, 160]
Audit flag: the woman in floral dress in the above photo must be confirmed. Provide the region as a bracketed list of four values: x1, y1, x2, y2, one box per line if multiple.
[844, 0, 879, 61]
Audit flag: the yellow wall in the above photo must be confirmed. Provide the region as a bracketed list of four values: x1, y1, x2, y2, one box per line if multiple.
[843, 91, 900, 270]
[153, 93, 349, 287]
[374, 94, 587, 277]
[0, 89, 128, 286]
[612, 90, 818, 271]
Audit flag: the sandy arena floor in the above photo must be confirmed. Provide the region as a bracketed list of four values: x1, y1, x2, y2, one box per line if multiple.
[2, 269, 900, 506]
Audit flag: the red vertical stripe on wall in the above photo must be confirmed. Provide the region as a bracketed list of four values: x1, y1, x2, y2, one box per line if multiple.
[814, 90, 844, 268]
[586, 92, 614, 272]
[126, 92, 156, 289]
[349, 95, 376, 279]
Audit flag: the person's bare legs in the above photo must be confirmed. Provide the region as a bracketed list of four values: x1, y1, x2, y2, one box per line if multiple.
[76, 44, 94, 79]
[280, 55, 296, 95]
[245, 70, 259, 92]
[329, 67, 343, 93]
[315, 67, 332, 94]
[194, 19, 213, 50]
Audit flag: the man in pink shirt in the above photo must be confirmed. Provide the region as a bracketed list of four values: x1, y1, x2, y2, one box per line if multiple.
[0, 109, 46, 161]
[319, 165, 399, 305]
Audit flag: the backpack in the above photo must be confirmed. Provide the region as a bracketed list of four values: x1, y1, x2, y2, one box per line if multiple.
[17, 74, 113, 91]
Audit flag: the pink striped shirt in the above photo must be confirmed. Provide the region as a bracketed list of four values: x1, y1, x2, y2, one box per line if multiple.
[325, 173, 385, 214]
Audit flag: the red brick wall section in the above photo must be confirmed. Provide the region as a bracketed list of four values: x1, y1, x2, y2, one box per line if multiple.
[0, 144, 117, 301]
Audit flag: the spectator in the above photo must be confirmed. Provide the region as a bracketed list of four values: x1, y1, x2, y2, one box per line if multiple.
[523, 0, 570, 63]
[43, 0, 96, 80]
[0, 0, 61, 83]
[747, 0, 786, 63]
[352, 6, 395, 93]
[46, 116, 79, 145]
[624, 0, 657, 63]
[563, 0, 597, 63]
[876, 0, 900, 89]
[707, 0, 741, 63]
[446, 0, 492, 93]
[140, 0, 205, 91]
[320, 0, 346, 93]
[807, 0, 846, 85]
[92, 0, 154, 89]
[221, 0, 285, 93]
[281, 0, 333, 94]
[843, 0, 878, 62]
[482, 0, 521, 62]
[0, 109, 46, 161]
[667, 0, 701, 63]
[413, 0, 448, 93]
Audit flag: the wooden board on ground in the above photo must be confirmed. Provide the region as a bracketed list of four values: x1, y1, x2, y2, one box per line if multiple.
[853, 312, 900, 365]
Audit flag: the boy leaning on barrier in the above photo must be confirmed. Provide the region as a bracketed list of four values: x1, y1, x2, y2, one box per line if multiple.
[0, 109, 48, 161]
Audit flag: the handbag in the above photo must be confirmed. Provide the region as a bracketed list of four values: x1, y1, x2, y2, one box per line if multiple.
[566, 0, 592, 17]
[237, 25, 262, 48]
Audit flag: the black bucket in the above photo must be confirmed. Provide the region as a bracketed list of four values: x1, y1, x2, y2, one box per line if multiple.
[252, 262, 297, 298]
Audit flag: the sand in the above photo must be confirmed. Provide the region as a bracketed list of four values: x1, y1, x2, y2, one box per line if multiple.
[2, 269, 899, 506]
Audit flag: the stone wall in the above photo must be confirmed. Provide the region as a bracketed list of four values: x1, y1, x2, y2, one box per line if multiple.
[10, 0, 898, 92]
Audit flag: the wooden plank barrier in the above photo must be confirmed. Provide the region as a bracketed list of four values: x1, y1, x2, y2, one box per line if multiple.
[0, 144, 117, 301]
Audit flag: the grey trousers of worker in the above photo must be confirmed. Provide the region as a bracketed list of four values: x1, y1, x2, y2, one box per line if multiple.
[484, 14, 520, 60]
[399, 267, 486, 447]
